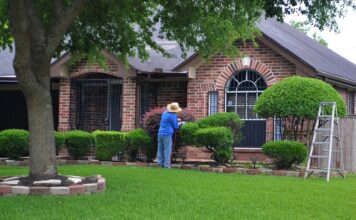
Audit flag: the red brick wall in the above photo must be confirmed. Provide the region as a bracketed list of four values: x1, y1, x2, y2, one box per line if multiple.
[156, 81, 187, 108]
[122, 77, 136, 131]
[58, 79, 71, 131]
[187, 40, 297, 144]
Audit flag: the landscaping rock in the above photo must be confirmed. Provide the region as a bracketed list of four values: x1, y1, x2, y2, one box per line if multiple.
[30, 186, 50, 195]
[50, 187, 70, 195]
[260, 169, 273, 175]
[3, 176, 20, 181]
[211, 167, 224, 173]
[0, 185, 12, 194]
[78, 160, 89, 165]
[101, 161, 113, 166]
[223, 167, 236, 173]
[0, 180, 19, 185]
[69, 185, 86, 195]
[68, 177, 82, 184]
[12, 186, 30, 195]
[247, 169, 262, 175]
[6, 160, 20, 166]
[84, 183, 97, 193]
[286, 171, 299, 177]
[33, 179, 61, 186]
[171, 164, 181, 169]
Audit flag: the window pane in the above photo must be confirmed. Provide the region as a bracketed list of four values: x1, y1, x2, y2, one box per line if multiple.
[247, 106, 257, 119]
[236, 106, 245, 119]
[208, 91, 218, 115]
[237, 93, 245, 105]
[247, 93, 257, 105]
[226, 106, 235, 113]
[227, 94, 235, 106]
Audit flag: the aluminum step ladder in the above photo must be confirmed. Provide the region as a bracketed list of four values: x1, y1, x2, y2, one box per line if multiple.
[304, 102, 345, 181]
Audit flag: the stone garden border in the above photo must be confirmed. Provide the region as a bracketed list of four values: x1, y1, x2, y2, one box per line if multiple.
[0, 159, 347, 196]
[0, 174, 105, 196]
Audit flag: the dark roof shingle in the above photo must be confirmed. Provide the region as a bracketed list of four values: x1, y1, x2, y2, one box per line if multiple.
[257, 18, 356, 82]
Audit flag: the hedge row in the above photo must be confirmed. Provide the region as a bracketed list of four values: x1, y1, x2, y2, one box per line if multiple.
[0, 128, 151, 161]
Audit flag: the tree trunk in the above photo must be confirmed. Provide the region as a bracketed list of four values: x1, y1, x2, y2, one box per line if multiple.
[17, 64, 58, 180]
[26, 87, 57, 180]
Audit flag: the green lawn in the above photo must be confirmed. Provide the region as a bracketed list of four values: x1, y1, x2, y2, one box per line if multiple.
[0, 165, 355, 220]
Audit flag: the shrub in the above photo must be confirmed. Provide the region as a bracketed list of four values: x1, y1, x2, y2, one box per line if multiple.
[0, 129, 29, 160]
[142, 107, 195, 162]
[195, 127, 234, 163]
[255, 76, 346, 141]
[126, 128, 151, 162]
[54, 131, 65, 155]
[262, 140, 307, 169]
[180, 122, 199, 145]
[64, 130, 93, 160]
[93, 131, 126, 161]
[197, 112, 243, 145]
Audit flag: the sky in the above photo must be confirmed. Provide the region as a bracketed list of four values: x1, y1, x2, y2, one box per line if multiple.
[286, 8, 356, 65]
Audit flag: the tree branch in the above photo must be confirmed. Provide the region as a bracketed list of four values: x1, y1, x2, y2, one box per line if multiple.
[25, 1, 46, 47]
[46, 0, 87, 55]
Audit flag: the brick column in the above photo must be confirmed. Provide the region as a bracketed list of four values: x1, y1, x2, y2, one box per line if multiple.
[58, 78, 71, 131]
[121, 77, 136, 131]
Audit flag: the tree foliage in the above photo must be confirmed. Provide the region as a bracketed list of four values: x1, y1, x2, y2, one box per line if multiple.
[255, 76, 346, 141]
[1, 0, 354, 59]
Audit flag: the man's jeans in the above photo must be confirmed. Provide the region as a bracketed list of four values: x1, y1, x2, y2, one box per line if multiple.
[157, 134, 172, 168]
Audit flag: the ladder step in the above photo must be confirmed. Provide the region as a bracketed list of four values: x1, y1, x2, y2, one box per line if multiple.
[313, 142, 329, 145]
[320, 102, 336, 105]
[322, 150, 339, 153]
[315, 128, 331, 132]
[310, 155, 329, 159]
[318, 115, 332, 118]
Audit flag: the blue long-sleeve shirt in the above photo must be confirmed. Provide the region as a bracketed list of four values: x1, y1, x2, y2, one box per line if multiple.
[158, 111, 179, 136]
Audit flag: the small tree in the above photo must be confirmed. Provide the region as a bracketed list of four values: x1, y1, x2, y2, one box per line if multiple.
[255, 76, 346, 143]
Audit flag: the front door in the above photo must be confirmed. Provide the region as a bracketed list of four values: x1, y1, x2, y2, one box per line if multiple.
[225, 70, 267, 148]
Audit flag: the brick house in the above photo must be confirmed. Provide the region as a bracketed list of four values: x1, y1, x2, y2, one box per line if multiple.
[1, 18, 356, 160]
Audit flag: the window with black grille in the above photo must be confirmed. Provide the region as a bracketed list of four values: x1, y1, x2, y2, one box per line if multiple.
[225, 70, 267, 120]
[208, 91, 218, 115]
[348, 91, 355, 115]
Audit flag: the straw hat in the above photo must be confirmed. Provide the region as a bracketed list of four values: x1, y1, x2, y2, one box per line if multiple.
[167, 102, 182, 113]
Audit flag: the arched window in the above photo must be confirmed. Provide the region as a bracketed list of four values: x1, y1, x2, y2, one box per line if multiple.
[225, 70, 267, 120]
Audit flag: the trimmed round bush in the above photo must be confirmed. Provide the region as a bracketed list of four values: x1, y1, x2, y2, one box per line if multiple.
[195, 127, 234, 163]
[64, 130, 93, 160]
[180, 122, 199, 145]
[255, 76, 347, 119]
[262, 140, 307, 169]
[126, 128, 151, 162]
[197, 112, 243, 144]
[93, 131, 126, 161]
[0, 129, 29, 160]
[55, 131, 65, 155]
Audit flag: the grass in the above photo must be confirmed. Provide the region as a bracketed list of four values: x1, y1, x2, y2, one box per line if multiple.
[0, 165, 356, 220]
